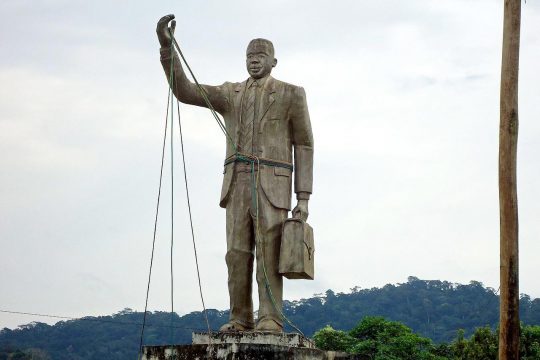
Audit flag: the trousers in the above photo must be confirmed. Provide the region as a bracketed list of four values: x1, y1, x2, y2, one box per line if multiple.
[225, 166, 287, 328]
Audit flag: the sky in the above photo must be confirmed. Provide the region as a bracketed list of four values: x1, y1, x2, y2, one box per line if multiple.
[0, 0, 539, 330]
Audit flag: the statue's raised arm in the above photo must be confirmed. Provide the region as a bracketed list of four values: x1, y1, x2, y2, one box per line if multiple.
[156, 14, 229, 114]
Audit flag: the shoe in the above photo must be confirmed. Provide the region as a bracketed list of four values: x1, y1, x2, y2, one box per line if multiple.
[219, 320, 252, 332]
[255, 318, 283, 332]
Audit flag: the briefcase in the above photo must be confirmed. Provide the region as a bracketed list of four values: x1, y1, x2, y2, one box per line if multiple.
[279, 218, 314, 280]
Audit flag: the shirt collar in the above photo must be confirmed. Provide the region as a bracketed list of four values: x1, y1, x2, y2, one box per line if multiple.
[247, 74, 269, 89]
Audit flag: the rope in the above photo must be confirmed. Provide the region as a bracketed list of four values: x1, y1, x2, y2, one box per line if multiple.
[168, 30, 213, 349]
[137, 38, 179, 359]
[136, 79, 171, 360]
[175, 96, 213, 338]
[169, 39, 176, 348]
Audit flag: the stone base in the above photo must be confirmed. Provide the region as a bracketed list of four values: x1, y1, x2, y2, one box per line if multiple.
[142, 331, 359, 360]
[192, 331, 315, 348]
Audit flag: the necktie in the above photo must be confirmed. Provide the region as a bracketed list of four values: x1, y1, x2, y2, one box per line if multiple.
[240, 81, 258, 153]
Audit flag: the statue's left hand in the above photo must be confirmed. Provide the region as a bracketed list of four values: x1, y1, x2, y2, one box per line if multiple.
[292, 200, 309, 222]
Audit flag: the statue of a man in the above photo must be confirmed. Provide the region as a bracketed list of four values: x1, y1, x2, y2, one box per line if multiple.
[156, 14, 314, 333]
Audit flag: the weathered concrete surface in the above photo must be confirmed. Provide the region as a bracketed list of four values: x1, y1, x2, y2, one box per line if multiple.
[142, 343, 361, 359]
[142, 331, 363, 359]
[192, 331, 315, 348]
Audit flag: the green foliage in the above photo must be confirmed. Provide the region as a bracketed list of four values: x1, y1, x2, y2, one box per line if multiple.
[0, 347, 50, 360]
[315, 317, 442, 359]
[520, 324, 540, 359]
[349, 317, 438, 359]
[284, 277, 505, 342]
[457, 326, 498, 359]
[1, 279, 540, 359]
[284, 277, 540, 344]
[313, 325, 355, 352]
[445, 323, 540, 359]
[315, 317, 540, 360]
[448, 329, 467, 358]
[0, 309, 229, 360]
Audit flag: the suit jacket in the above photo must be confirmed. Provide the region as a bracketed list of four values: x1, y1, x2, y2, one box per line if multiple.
[160, 48, 313, 210]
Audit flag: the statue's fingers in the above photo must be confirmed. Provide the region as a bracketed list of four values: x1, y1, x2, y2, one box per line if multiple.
[163, 14, 175, 22]
[157, 14, 175, 28]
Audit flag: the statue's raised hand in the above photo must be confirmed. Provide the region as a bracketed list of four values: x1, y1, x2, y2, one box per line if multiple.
[156, 14, 176, 47]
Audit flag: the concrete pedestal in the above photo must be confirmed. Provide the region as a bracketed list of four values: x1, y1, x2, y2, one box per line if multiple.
[192, 331, 316, 348]
[142, 332, 359, 360]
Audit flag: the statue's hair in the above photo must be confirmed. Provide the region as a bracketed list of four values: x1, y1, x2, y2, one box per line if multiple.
[247, 38, 275, 57]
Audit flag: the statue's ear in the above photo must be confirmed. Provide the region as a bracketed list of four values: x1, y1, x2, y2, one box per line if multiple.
[273, 58, 278, 68]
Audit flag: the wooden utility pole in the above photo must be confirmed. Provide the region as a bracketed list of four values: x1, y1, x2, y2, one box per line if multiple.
[499, 0, 521, 359]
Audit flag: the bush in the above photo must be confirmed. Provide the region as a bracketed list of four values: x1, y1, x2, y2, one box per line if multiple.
[314, 316, 442, 359]
[313, 325, 355, 352]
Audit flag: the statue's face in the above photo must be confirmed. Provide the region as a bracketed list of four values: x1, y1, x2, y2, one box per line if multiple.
[246, 41, 277, 79]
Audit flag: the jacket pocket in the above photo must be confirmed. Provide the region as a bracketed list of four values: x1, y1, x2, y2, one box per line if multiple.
[274, 166, 292, 177]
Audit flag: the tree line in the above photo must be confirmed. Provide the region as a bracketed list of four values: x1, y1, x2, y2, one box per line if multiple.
[313, 317, 540, 359]
[1, 278, 539, 359]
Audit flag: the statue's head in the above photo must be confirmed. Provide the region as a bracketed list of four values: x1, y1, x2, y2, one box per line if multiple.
[246, 38, 277, 79]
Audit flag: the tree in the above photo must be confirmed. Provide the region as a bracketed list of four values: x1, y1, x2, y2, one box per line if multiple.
[520, 324, 540, 359]
[312, 325, 355, 352]
[314, 316, 443, 359]
[462, 326, 498, 359]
